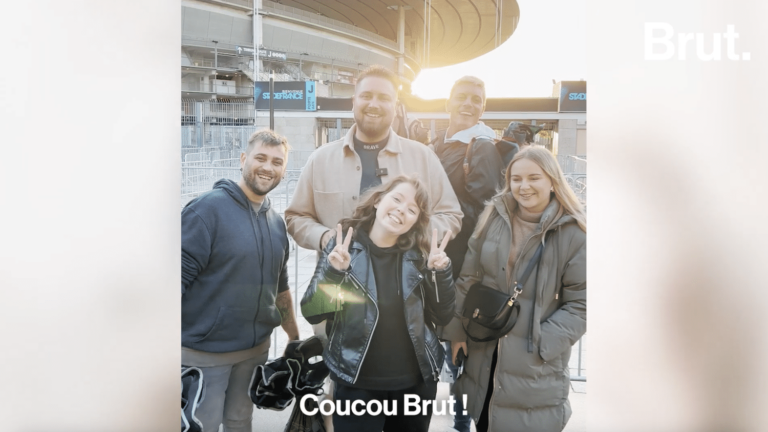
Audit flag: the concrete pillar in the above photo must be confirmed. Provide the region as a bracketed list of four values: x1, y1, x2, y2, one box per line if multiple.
[253, 0, 263, 80]
[556, 119, 578, 156]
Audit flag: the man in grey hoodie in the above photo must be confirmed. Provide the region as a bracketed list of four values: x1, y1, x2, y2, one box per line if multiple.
[181, 129, 300, 432]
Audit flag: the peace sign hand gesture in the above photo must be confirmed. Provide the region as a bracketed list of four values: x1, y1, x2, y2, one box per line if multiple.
[328, 224, 354, 272]
[427, 229, 452, 271]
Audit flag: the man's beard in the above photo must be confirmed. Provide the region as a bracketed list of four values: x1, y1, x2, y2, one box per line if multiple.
[354, 111, 390, 139]
[243, 169, 281, 197]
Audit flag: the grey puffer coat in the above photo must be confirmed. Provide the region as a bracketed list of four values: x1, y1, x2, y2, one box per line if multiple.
[442, 195, 586, 432]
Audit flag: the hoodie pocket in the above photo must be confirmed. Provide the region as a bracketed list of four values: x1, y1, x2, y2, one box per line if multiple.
[257, 304, 283, 328]
[193, 307, 255, 344]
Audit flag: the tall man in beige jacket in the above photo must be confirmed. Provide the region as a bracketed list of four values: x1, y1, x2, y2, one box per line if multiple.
[285, 65, 462, 252]
[285, 64, 461, 432]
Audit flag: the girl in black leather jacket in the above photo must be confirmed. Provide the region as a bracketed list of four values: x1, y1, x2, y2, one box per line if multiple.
[301, 175, 456, 432]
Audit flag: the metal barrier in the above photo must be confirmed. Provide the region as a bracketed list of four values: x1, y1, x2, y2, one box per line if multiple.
[181, 152, 307, 204]
[570, 336, 586, 382]
[558, 155, 587, 207]
[557, 154, 587, 174]
[565, 174, 587, 206]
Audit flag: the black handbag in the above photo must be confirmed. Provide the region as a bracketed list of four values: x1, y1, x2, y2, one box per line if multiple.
[461, 238, 546, 342]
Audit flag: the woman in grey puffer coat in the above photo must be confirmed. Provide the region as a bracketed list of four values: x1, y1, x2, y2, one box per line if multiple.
[443, 146, 586, 432]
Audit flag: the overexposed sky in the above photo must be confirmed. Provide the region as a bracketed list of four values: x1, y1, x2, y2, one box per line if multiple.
[411, 0, 586, 99]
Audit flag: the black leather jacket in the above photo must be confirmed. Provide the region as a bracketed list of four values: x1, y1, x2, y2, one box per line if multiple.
[300, 236, 456, 385]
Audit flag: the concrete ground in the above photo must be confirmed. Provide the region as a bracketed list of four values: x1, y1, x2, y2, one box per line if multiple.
[249, 245, 587, 432]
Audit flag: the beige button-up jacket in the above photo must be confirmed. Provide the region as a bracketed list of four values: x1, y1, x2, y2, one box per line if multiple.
[285, 125, 463, 251]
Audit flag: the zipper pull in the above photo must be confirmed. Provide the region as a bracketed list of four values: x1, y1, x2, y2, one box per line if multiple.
[342, 271, 357, 290]
[432, 270, 439, 303]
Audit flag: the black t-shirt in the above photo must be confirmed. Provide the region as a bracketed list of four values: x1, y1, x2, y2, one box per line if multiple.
[353, 134, 388, 195]
[351, 229, 422, 390]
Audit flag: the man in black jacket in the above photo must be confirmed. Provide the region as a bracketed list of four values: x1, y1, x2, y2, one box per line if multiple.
[432, 76, 504, 280]
[432, 76, 504, 432]
[181, 129, 300, 432]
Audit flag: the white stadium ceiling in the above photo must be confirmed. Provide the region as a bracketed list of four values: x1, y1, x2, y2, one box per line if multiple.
[274, 0, 519, 68]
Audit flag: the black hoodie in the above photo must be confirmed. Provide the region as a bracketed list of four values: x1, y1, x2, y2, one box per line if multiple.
[182, 179, 290, 353]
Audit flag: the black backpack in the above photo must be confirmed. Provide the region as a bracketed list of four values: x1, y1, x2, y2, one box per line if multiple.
[461, 122, 545, 176]
[462, 136, 519, 177]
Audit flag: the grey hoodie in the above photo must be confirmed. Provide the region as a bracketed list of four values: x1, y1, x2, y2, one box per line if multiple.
[182, 179, 290, 353]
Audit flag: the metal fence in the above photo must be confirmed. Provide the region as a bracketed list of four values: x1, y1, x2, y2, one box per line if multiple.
[557, 154, 586, 174]
[565, 174, 587, 207]
[570, 336, 586, 382]
[182, 100, 256, 125]
[181, 152, 313, 208]
[557, 154, 587, 207]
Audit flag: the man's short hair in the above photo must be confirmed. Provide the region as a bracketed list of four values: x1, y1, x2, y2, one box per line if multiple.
[356, 65, 400, 94]
[245, 129, 291, 155]
[449, 76, 486, 107]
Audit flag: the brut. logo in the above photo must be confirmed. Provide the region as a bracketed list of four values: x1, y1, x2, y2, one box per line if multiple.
[645, 23, 751, 61]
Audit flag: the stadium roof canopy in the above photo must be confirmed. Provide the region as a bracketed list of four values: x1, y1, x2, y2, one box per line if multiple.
[266, 0, 519, 68]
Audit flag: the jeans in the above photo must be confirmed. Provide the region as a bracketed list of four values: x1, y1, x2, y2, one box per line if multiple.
[444, 341, 471, 432]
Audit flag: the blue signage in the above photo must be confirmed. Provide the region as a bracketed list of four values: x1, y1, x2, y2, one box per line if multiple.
[254, 81, 317, 111]
[305, 81, 316, 111]
[568, 92, 586, 101]
[558, 81, 587, 112]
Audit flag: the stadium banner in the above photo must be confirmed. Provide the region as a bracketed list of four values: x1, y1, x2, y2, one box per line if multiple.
[254, 81, 317, 111]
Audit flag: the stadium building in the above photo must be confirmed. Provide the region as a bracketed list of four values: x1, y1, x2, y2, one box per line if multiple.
[181, 0, 585, 205]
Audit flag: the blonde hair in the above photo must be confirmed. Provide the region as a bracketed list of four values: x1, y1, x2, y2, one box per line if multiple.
[449, 76, 486, 108]
[475, 146, 586, 234]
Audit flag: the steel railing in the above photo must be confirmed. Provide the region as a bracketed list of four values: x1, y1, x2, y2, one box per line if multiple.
[570, 336, 586, 382]
[558, 155, 587, 207]
[182, 81, 255, 96]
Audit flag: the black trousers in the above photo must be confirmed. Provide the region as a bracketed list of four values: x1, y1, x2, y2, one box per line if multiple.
[475, 347, 499, 432]
[332, 379, 438, 432]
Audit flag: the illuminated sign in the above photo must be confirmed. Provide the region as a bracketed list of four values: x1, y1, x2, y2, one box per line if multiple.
[254, 81, 317, 111]
[558, 81, 587, 112]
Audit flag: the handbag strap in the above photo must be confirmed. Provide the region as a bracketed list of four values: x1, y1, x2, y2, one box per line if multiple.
[462, 236, 547, 343]
[514, 235, 547, 291]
